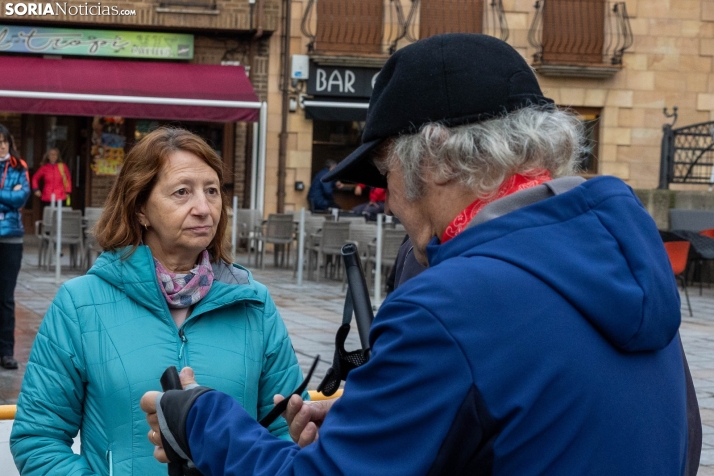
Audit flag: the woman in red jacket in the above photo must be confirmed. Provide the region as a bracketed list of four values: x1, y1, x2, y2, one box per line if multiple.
[32, 148, 72, 207]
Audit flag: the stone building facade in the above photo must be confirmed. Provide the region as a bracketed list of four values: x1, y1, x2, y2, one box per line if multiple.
[263, 0, 714, 216]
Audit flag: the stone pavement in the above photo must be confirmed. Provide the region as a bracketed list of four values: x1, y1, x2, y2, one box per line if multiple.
[1, 242, 714, 475]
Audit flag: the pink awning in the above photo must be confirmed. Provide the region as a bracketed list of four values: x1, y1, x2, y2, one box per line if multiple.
[0, 56, 261, 122]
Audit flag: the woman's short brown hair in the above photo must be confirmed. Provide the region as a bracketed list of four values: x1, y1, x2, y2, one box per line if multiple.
[94, 127, 231, 263]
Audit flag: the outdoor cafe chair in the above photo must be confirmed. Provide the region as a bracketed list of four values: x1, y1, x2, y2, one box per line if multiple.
[34, 206, 55, 268]
[365, 228, 406, 291]
[254, 213, 295, 269]
[664, 241, 693, 317]
[82, 207, 104, 271]
[308, 221, 351, 282]
[47, 209, 84, 269]
[294, 215, 327, 278]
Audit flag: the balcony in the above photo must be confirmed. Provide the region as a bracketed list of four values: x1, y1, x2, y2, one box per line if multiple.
[300, 0, 507, 59]
[301, 0, 406, 56]
[403, 0, 508, 43]
[528, 0, 632, 78]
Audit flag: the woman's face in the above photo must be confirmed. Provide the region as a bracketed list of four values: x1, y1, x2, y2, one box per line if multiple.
[138, 150, 222, 269]
[48, 150, 59, 164]
[0, 135, 9, 158]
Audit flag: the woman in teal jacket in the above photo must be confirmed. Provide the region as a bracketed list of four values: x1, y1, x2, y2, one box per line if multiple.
[11, 128, 305, 475]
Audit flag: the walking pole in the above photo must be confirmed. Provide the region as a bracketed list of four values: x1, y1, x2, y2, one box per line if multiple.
[55, 195, 62, 284]
[297, 208, 305, 286]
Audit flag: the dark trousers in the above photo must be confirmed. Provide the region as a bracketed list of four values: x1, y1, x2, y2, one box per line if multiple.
[0, 243, 22, 357]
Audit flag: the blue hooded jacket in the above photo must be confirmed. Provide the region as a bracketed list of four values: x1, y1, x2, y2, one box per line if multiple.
[167, 176, 694, 475]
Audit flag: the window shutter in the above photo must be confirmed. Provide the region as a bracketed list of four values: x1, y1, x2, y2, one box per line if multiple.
[419, 0, 484, 39]
[541, 0, 606, 64]
[316, 0, 384, 54]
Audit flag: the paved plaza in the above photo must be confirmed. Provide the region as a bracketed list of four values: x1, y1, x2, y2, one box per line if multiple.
[1, 241, 714, 474]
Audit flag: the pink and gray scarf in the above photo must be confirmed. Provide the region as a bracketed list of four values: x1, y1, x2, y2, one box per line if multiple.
[154, 250, 214, 308]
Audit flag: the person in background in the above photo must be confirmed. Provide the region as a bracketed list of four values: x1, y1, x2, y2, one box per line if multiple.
[11, 127, 305, 475]
[32, 148, 72, 208]
[308, 159, 342, 211]
[351, 183, 386, 221]
[0, 124, 29, 371]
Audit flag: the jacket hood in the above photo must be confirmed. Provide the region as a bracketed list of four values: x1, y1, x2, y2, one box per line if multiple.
[427, 176, 681, 353]
[87, 246, 261, 318]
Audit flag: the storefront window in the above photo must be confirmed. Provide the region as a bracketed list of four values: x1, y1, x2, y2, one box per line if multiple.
[135, 120, 160, 141]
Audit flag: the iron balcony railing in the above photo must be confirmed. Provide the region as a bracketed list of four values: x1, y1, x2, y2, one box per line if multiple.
[301, 0, 508, 56]
[403, 0, 508, 43]
[301, 0, 408, 55]
[528, 0, 632, 66]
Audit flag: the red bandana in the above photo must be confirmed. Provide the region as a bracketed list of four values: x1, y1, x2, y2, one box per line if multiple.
[441, 169, 553, 243]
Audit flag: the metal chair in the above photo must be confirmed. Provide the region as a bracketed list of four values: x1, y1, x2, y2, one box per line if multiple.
[254, 213, 295, 269]
[308, 221, 351, 282]
[48, 210, 84, 269]
[34, 206, 55, 268]
[82, 207, 104, 271]
[366, 229, 406, 291]
[664, 241, 693, 317]
[294, 215, 327, 277]
[234, 209, 263, 256]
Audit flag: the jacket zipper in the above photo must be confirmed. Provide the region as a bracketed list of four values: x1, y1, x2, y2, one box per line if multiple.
[178, 328, 188, 364]
[105, 449, 113, 476]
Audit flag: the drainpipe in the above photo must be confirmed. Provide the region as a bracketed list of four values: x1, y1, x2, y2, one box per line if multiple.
[247, 0, 264, 209]
[276, 0, 292, 213]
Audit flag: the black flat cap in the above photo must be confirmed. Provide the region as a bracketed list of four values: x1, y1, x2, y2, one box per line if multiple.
[322, 33, 553, 188]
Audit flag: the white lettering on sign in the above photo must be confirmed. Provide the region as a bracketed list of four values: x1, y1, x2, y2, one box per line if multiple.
[327, 70, 343, 93]
[344, 70, 355, 93]
[316, 69, 327, 92]
[316, 68, 357, 93]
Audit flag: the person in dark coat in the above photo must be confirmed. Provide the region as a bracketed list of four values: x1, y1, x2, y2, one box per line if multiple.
[307, 160, 341, 211]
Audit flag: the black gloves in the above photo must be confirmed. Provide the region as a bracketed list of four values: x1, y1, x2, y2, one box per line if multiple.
[155, 386, 214, 475]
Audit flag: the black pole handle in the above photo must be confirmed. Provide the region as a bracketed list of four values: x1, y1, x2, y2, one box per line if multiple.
[159, 366, 189, 476]
[342, 243, 374, 352]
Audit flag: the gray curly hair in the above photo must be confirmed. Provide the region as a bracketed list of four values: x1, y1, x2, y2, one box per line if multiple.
[376, 106, 585, 201]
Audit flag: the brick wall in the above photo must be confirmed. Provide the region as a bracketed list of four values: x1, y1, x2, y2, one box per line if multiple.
[0, 0, 280, 32]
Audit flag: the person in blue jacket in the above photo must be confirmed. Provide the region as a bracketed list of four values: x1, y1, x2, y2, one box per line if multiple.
[141, 34, 701, 475]
[307, 159, 341, 211]
[11, 127, 305, 475]
[0, 124, 29, 371]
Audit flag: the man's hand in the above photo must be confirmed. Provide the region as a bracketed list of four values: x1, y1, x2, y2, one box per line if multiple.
[140, 367, 198, 463]
[273, 394, 338, 447]
[354, 185, 363, 196]
[33, 190, 41, 196]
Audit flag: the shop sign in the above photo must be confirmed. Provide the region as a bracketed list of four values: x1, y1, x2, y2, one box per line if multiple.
[0, 24, 194, 59]
[307, 63, 380, 98]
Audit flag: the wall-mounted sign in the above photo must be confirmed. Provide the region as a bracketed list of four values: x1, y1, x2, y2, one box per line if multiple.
[0, 25, 194, 59]
[307, 63, 380, 98]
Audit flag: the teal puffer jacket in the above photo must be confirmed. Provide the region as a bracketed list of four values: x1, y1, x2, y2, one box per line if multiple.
[11, 246, 305, 475]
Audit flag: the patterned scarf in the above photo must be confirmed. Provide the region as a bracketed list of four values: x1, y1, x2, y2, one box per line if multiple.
[441, 169, 552, 243]
[154, 250, 214, 308]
